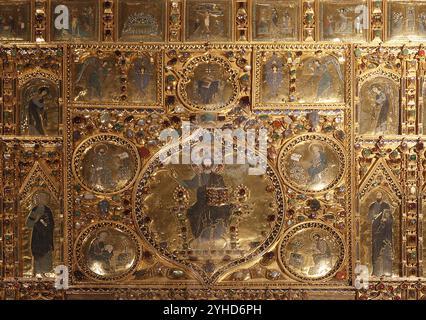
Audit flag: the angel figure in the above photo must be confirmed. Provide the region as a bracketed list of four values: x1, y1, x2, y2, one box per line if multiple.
[128, 57, 154, 99]
[74, 57, 107, 101]
[370, 84, 391, 134]
[309, 57, 344, 100]
[263, 54, 284, 100]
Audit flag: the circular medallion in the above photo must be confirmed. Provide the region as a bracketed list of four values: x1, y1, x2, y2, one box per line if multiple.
[74, 222, 141, 281]
[133, 149, 285, 284]
[278, 134, 346, 193]
[72, 134, 140, 195]
[177, 54, 239, 112]
[278, 221, 345, 281]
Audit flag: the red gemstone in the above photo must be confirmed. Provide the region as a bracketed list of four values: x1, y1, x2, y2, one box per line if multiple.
[272, 120, 282, 128]
[139, 147, 150, 158]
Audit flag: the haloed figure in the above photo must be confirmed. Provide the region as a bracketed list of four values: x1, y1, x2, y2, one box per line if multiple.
[28, 86, 50, 135]
[371, 85, 389, 134]
[368, 191, 393, 277]
[181, 161, 233, 245]
[26, 192, 54, 277]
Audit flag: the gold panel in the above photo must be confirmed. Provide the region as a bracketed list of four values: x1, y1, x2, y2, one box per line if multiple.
[1, 0, 426, 301]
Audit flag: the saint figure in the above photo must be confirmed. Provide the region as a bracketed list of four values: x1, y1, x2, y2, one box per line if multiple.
[368, 192, 393, 277]
[26, 192, 54, 276]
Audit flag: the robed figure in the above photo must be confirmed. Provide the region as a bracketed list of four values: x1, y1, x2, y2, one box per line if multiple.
[368, 192, 393, 277]
[28, 87, 49, 135]
[26, 193, 54, 276]
[181, 163, 233, 243]
[371, 85, 389, 133]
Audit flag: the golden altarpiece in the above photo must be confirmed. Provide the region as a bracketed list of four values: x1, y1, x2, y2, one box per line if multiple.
[1, 0, 426, 300]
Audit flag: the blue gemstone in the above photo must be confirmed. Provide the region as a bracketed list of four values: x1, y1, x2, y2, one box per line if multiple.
[98, 199, 110, 215]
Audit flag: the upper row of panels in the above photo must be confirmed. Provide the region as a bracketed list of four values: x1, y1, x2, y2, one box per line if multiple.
[1, 0, 426, 43]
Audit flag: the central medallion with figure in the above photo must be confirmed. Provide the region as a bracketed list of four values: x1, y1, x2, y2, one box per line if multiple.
[133, 146, 284, 283]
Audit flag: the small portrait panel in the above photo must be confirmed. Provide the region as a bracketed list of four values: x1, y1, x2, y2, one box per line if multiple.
[23, 191, 60, 278]
[75, 222, 142, 281]
[72, 55, 120, 103]
[73, 135, 141, 195]
[184, 62, 234, 110]
[319, 0, 369, 42]
[51, 0, 99, 41]
[0, 0, 31, 41]
[360, 189, 400, 278]
[19, 79, 60, 136]
[178, 55, 239, 112]
[185, 0, 232, 42]
[127, 55, 158, 103]
[118, 0, 165, 42]
[387, 1, 426, 41]
[279, 222, 345, 281]
[359, 77, 400, 136]
[259, 53, 289, 104]
[83, 228, 138, 278]
[278, 135, 346, 194]
[295, 55, 345, 103]
[253, 0, 300, 41]
[80, 142, 137, 194]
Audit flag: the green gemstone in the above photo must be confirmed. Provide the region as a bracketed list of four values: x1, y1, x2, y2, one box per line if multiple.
[354, 48, 362, 57]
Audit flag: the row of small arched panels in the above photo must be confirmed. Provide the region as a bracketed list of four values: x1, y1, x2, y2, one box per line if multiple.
[8, 44, 413, 137]
[1, 0, 426, 43]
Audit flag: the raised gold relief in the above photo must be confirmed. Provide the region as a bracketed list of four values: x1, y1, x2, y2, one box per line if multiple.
[185, 0, 232, 42]
[117, 0, 166, 42]
[18, 78, 60, 136]
[51, 0, 99, 42]
[359, 76, 400, 136]
[319, 0, 369, 42]
[360, 188, 400, 278]
[387, 1, 426, 41]
[295, 54, 345, 103]
[0, 0, 31, 41]
[252, 0, 300, 41]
